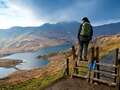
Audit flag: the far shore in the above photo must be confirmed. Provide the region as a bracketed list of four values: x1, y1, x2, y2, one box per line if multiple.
[0, 52, 65, 85]
[0, 40, 65, 58]
[0, 59, 23, 68]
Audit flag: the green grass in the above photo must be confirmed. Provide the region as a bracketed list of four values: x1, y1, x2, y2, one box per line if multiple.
[0, 41, 119, 90]
[0, 69, 64, 90]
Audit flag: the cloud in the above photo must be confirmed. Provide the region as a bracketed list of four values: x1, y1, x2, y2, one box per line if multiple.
[0, 0, 44, 29]
[92, 0, 120, 20]
[0, 0, 120, 28]
[11, 0, 97, 22]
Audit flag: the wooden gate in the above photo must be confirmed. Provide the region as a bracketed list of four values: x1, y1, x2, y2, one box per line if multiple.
[70, 46, 120, 87]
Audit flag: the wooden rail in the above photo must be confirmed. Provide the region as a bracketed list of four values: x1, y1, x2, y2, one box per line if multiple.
[96, 63, 118, 68]
[93, 70, 118, 77]
[93, 78, 117, 86]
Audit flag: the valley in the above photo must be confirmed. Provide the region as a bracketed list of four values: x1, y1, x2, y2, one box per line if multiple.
[0, 22, 120, 89]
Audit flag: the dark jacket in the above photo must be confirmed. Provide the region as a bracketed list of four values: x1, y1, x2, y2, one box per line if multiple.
[77, 22, 93, 42]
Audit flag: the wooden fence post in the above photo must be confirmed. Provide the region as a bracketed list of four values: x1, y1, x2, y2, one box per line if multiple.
[72, 46, 76, 60]
[114, 48, 119, 83]
[88, 47, 95, 82]
[66, 58, 69, 75]
[91, 47, 95, 61]
[96, 46, 100, 79]
[72, 46, 79, 74]
[118, 58, 120, 90]
[90, 46, 95, 64]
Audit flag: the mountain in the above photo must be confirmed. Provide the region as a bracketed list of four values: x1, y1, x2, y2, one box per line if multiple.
[93, 22, 120, 37]
[0, 21, 120, 50]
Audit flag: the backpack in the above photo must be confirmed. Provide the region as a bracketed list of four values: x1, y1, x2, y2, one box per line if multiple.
[80, 22, 91, 36]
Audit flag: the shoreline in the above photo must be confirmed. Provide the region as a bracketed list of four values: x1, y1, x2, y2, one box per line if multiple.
[0, 40, 65, 58]
[0, 59, 23, 68]
[0, 42, 119, 84]
[0, 52, 66, 88]
[0, 46, 119, 89]
[0, 36, 120, 89]
[0, 42, 70, 82]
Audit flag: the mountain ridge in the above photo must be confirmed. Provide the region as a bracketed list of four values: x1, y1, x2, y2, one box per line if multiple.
[0, 21, 120, 50]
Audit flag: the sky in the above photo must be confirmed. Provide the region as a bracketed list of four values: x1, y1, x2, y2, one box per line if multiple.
[0, 0, 120, 29]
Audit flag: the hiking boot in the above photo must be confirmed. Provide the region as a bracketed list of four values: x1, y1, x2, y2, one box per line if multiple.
[84, 56, 88, 61]
[78, 56, 82, 61]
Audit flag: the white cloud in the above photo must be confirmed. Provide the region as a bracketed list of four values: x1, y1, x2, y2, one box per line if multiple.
[0, 0, 45, 29]
[0, 0, 120, 28]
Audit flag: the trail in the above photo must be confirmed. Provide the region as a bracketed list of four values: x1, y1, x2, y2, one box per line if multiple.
[45, 78, 118, 90]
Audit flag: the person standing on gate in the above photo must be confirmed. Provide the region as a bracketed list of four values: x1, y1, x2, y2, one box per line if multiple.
[77, 17, 93, 61]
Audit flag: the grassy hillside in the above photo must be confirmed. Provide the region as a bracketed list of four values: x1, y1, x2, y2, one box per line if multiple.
[0, 34, 120, 90]
[94, 34, 120, 57]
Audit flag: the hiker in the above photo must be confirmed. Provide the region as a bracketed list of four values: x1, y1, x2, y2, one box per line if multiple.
[77, 17, 93, 61]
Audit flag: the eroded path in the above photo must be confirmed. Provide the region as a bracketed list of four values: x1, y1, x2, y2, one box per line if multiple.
[45, 78, 118, 90]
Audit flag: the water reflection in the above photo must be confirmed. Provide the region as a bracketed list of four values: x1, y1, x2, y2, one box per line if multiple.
[0, 43, 72, 78]
[0, 67, 16, 79]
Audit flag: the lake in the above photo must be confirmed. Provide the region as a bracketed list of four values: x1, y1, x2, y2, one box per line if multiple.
[0, 43, 116, 79]
[0, 43, 72, 79]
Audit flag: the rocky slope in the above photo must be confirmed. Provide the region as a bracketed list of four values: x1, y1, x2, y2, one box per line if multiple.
[0, 34, 64, 57]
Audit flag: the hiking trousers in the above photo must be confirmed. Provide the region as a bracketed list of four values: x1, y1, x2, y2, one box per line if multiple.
[79, 40, 89, 60]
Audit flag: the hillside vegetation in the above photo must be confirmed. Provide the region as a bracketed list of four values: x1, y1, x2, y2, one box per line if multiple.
[0, 34, 120, 90]
[94, 34, 120, 57]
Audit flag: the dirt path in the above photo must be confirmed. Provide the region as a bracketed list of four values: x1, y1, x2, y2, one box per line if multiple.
[45, 78, 118, 90]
